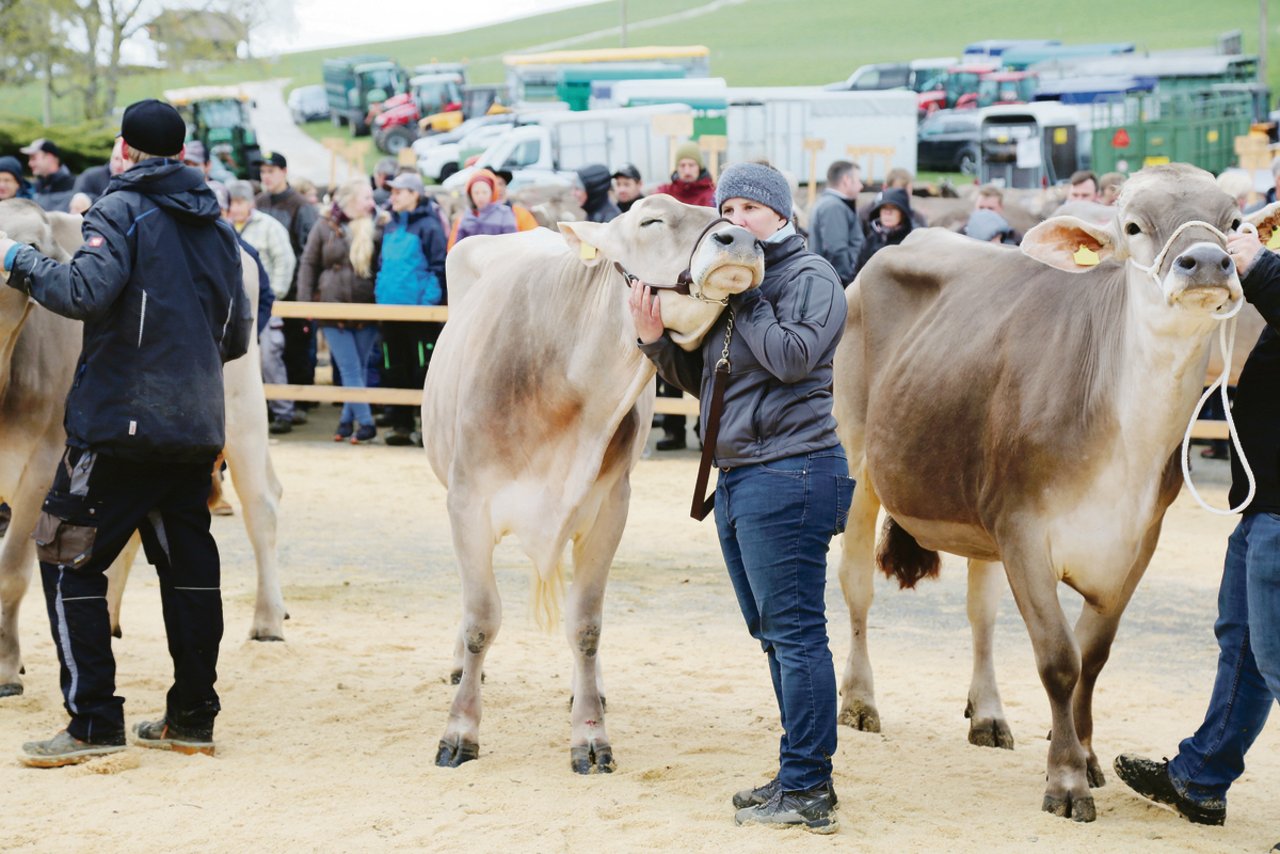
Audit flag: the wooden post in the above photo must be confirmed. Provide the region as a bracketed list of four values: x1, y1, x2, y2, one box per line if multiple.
[700, 135, 727, 181]
[397, 147, 417, 169]
[1235, 131, 1271, 207]
[846, 145, 896, 186]
[651, 113, 694, 174]
[803, 138, 825, 211]
[322, 138, 345, 191]
[345, 140, 370, 177]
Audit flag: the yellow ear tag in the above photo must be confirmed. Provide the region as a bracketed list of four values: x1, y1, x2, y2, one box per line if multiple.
[1266, 229, 1280, 250]
[578, 242, 598, 260]
[1073, 244, 1100, 267]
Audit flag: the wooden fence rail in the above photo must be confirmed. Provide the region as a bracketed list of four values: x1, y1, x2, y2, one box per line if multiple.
[260, 303, 1231, 436]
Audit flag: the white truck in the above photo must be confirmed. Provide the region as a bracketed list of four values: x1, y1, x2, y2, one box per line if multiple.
[442, 103, 695, 193]
[725, 88, 919, 181]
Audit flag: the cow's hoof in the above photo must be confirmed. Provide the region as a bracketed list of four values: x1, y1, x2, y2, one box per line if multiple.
[1086, 757, 1106, 788]
[967, 716, 1014, 750]
[838, 701, 881, 733]
[111, 626, 122, 639]
[449, 670, 484, 685]
[1042, 792, 1096, 823]
[0, 682, 22, 698]
[435, 736, 478, 768]
[570, 741, 614, 774]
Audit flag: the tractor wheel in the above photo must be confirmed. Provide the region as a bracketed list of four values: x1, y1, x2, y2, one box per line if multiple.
[957, 146, 979, 177]
[383, 127, 417, 155]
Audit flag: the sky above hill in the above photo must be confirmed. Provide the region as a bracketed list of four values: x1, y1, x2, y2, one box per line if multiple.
[261, 0, 603, 54]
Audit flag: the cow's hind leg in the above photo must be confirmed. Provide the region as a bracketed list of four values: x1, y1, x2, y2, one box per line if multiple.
[564, 476, 629, 774]
[965, 559, 1013, 749]
[0, 493, 41, 696]
[437, 490, 500, 768]
[836, 472, 882, 732]
[1000, 532, 1094, 821]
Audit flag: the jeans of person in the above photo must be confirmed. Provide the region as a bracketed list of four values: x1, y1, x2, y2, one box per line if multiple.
[714, 445, 855, 792]
[37, 447, 223, 743]
[322, 323, 379, 428]
[260, 319, 293, 422]
[1168, 512, 1280, 808]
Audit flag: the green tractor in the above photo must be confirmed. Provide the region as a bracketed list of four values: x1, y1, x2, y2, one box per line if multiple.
[164, 86, 261, 178]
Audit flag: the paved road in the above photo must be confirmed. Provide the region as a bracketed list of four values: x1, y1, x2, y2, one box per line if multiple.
[242, 79, 359, 188]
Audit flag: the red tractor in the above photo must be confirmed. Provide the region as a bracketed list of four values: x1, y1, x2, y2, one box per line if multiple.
[372, 72, 464, 154]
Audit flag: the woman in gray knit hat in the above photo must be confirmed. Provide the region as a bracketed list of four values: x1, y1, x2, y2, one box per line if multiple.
[632, 161, 852, 834]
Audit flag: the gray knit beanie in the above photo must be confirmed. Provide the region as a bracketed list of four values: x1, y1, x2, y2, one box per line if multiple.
[714, 162, 792, 220]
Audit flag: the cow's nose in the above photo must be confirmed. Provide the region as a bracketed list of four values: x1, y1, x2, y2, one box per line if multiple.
[1172, 244, 1233, 280]
[712, 230, 738, 246]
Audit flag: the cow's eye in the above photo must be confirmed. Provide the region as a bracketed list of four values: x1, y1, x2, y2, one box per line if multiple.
[640, 218, 663, 227]
[1125, 222, 1142, 236]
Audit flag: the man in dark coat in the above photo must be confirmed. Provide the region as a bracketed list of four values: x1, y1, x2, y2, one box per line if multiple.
[574, 163, 621, 223]
[1, 99, 253, 767]
[22, 138, 77, 212]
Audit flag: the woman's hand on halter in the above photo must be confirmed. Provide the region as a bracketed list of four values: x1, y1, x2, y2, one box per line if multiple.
[1227, 229, 1264, 276]
[628, 279, 664, 345]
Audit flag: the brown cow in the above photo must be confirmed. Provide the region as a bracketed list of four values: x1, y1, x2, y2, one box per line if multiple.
[833, 164, 1248, 821]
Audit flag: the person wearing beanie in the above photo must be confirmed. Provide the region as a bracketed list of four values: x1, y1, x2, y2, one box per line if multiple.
[630, 160, 849, 833]
[449, 169, 517, 250]
[0, 155, 32, 201]
[857, 186, 914, 270]
[0, 97, 253, 768]
[655, 140, 716, 207]
[573, 163, 621, 223]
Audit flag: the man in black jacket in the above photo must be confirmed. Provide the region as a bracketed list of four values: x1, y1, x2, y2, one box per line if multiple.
[0, 99, 252, 767]
[22, 138, 77, 212]
[1113, 225, 1280, 842]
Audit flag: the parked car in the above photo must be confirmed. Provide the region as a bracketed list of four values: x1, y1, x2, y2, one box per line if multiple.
[917, 109, 981, 174]
[287, 84, 330, 124]
[417, 120, 515, 182]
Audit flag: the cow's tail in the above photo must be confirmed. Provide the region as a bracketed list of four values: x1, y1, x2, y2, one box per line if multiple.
[530, 558, 566, 632]
[876, 516, 941, 590]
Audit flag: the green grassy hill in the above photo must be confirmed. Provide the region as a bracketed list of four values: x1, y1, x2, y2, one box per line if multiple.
[4, 0, 1276, 123]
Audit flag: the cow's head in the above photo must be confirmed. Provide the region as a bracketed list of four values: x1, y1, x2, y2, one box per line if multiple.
[1021, 164, 1243, 320]
[0, 199, 75, 349]
[560, 195, 764, 350]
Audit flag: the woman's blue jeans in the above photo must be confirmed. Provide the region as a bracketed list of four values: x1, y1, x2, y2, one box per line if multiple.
[1168, 512, 1280, 808]
[322, 324, 379, 428]
[714, 445, 855, 792]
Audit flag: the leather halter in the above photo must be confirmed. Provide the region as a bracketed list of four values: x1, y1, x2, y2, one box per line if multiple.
[613, 216, 737, 303]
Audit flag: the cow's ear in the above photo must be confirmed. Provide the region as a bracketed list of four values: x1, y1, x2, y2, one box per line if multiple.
[1020, 216, 1116, 274]
[559, 220, 610, 268]
[1244, 202, 1280, 249]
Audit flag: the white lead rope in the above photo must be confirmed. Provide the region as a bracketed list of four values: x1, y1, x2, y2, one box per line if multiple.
[1136, 220, 1256, 515]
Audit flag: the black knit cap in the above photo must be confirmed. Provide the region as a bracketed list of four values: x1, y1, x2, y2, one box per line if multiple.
[120, 99, 187, 158]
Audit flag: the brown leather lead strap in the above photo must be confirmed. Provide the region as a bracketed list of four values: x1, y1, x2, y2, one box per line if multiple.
[690, 360, 729, 520]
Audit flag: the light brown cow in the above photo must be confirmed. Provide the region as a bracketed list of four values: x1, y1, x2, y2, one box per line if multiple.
[833, 164, 1248, 821]
[0, 199, 286, 698]
[423, 195, 763, 773]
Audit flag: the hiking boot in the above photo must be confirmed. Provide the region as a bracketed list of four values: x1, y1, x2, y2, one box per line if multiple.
[351, 424, 377, 444]
[733, 778, 838, 810]
[333, 422, 354, 442]
[1113, 754, 1225, 826]
[384, 428, 413, 447]
[20, 729, 125, 768]
[268, 417, 293, 435]
[132, 719, 215, 756]
[655, 433, 686, 451]
[734, 782, 839, 834]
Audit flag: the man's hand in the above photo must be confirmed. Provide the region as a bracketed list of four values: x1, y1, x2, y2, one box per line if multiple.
[628, 279, 664, 345]
[1227, 230, 1264, 277]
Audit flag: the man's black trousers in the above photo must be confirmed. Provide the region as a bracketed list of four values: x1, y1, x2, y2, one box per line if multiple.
[35, 447, 223, 743]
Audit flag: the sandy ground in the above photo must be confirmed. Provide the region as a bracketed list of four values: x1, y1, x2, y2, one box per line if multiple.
[0, 422, 1275, 853]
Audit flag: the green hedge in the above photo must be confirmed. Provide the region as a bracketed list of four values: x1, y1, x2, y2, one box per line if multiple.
[0, 119, 118, 173]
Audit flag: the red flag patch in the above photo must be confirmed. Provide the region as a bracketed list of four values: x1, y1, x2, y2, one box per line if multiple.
[86, 235, 105, 248]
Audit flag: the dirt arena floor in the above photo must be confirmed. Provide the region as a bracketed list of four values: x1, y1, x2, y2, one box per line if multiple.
[1, 419, 1276, 852]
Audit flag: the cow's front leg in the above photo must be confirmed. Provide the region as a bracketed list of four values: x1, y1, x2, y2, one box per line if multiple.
[0, 491, 41, 696]
[225, 401, 288, 641]
[836, 473, 882, 732]
[965, 559, 1013, 749]
[564, 476, 629, 774]
[437, 493, 500, 768]
[1000, 532, 1094, 821]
